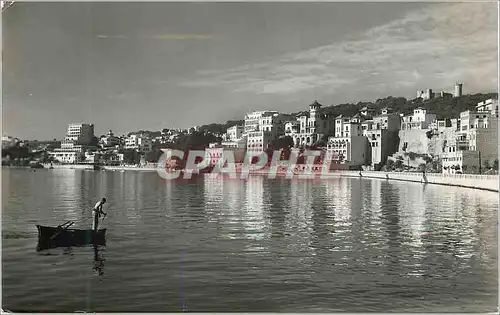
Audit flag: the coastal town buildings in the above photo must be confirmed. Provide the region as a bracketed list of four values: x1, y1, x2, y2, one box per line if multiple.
[334, 115, 361, 138]
[288, 101, 333, 147]
[125, 134, 153, 152]
[48, 123, 96, 163]
[326, 135, 369, 166]
[99, 130, 121, 148]
[225, 125, 244, 141]
[401, 108, 437, 131]
[244, 111, 278, 135]
[244, 110, 291, 152]
[2, 135, 19, 149]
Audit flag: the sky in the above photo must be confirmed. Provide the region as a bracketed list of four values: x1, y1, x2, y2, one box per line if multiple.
[2, 2, 498, 140]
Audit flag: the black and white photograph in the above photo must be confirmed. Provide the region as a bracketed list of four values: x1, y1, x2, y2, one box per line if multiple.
[1, 1, 498, 313]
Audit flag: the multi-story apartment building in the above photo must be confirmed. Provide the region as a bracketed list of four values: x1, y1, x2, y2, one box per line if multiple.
[441, 100, 498, 173]
[244, 110, 292, 152]
[225, 125, 244, 141]
[335, 115, 362, 138]
[401, 108, 437, 130]
[285, 101, 333, 148]
[125, 134, 152, 152]
[49, 123, 96, 163]
[476, 99, 498, 117]
[326, 135, 369, 166]
[360, 108, 401, 167]
[244, 111, 278, 135]
[100, 130, 121, 148]
[62, 123, 94, 146]
[247, 130, 274, 152]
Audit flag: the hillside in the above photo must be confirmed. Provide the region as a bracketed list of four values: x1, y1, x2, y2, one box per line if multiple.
[314, 93, 498, 119]
[197, 93, 497, 133]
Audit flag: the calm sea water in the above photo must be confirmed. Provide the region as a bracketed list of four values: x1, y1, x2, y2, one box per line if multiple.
[2, 168, 498, 312]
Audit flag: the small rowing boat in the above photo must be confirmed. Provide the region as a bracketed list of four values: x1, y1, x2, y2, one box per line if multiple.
[36, 221, 106, 251]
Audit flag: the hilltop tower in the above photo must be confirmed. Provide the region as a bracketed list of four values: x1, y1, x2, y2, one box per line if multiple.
[454, 82, 463, 97]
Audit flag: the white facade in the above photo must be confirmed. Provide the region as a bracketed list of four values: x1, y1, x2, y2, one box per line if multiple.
[246, 130, 273, 152]
[283, 101, 332, 147]
[49, 123, 95, 163]
[401, 108, 437, 130]
[125, 134, 152, 152]
[476, 99, 498, 117]
[335, 116, 361, 138]
[442, 150, 479, 174]
[49, 151, 81, 164]
[64, 123, 94, 145]
[100, 130, 121, 147]
[226, 125, 244, 141]
[221, 137, 247, 149]
[326, 135, 368, 165]
[244, 111, 278, 134]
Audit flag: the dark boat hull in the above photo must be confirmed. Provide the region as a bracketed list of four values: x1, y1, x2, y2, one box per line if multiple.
[36, 225, 106, 251]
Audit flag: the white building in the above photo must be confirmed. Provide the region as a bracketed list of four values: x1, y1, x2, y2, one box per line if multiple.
[476, 99, 498, 118]
[244, 111, 278, 134]
[243, 110, 292, 151]
[335, 115, 362, 138]
[49, 123, 95, 163]
[246, 130, 273, 152]
[125, 134, 152, 152]
[362, 108, 401, 167]
[100, 130, 121, 148]
[401, 108, 437, 130]
[63, 123, 94, 145]
[440, 103, 498, 173]
[326, 135, 369, 166]
[225, 125, 244, 141]
[290, 101, 332, 147]
[442, 150, 480, 174]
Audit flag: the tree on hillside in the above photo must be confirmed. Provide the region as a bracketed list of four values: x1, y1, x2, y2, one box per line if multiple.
[302, 92, 498, 122]
[198, 120, 245, 135]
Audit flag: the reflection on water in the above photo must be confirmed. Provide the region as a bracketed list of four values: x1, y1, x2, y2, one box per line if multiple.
[92, 245, 105, 276]
[1, 168, 498, 312]
[243, 176, 267, 241]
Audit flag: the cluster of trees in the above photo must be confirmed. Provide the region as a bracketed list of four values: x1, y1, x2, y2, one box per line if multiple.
[289, 93, 498, 121]
[198, 120, 244, 135]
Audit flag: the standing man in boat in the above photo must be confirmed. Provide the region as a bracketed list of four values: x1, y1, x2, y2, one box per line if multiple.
[92, 197, 107, 231]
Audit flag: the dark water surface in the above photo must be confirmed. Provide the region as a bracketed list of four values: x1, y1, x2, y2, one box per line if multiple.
[2, 168, 498, 312]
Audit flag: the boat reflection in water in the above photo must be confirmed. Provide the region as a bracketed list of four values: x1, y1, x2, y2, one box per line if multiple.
[35, 224, 106, 276]
[92, 244, 105, 276]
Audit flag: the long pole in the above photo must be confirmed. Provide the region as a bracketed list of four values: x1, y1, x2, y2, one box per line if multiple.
[479, 151, 482, 175]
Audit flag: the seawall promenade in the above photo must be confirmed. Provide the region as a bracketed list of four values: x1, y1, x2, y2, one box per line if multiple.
[340, 171, 499, 192]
